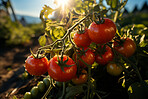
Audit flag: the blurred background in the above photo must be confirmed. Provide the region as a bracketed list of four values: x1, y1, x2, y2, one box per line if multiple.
[0, 0, 148, 98]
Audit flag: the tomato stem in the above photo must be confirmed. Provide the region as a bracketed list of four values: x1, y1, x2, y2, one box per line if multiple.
[38, 13, 91, 51]
[87, 65, 91, 99]
[59, 82, 66, 99]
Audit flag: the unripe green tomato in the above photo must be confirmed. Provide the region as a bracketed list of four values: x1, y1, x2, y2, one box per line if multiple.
[30, 86, 39, 98]
[37, 81, 45, 93]
[43, 78, 50, 87]
[24, 92, 32, 99]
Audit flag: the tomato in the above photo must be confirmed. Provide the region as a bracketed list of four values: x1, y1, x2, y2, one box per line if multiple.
[25, 55, 48, 76]
[24, 92, 32, 99]
[106, 63, 123, 76]
[72, 69, 88, 84]
[73, 28, 91, 47]
[30, 86, 39, 98]
[76, 48, 95, 68]
[43, 78, 50, 87]
[37, 81, 45, 93]
[48, 55, 77, 82]
[114, 38, 136, 57]
[88, 18, 116, 44]
[95, 45, 114, 65]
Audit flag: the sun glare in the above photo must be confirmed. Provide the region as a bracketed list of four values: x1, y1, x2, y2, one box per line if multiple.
[56, 0, 69, 10]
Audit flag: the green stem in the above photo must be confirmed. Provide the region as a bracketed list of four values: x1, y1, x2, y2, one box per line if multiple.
[38, 13, 91, 51]
[87, 65, 91, 99]
[113, 11, 118, 23]
[59, 82, 66, 99]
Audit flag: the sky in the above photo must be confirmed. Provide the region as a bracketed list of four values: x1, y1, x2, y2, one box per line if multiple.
[9, 0, 148, 17]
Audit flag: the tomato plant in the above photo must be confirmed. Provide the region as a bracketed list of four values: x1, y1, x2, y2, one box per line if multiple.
[95, 45, 114, 65]
[106, 63, 123, 76]
[48, 55, 77, 82]
[114, 38, 136, 57]
[21, 0, 148, 99]
[88, 18, 116, 44]
[72, 69, 88, 84]
[73, 28, 91, 47]
[25, 55, 48, 76]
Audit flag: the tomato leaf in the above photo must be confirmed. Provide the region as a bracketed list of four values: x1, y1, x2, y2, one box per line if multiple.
[93, 4, 100, 12]
[128, 81, 148, 99]
[38, 35, 46, 47]
[65, 85, 85, 99]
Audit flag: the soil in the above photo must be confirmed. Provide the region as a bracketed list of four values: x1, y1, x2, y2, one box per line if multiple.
[0, 37, 42, 99]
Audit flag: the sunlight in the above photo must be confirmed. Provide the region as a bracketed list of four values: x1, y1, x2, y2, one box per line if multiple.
[56, 0, 69, 10]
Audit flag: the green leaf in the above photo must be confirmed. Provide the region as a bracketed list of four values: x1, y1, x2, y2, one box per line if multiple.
[38, 34, 46, 46]
[43, 5, 54, 19]
[128, 82, 148, 99]
[139, 34, 147, 47]
[13, 96, 18, 99]
[65, 85, 85, 99]
[93, 4, 100, 12]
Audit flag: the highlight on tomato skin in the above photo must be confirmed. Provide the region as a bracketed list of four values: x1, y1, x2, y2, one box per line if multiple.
[25, 55, 49, 76]
[113, 38, 136, 57]
[106, 63, 123, 76]
[88, 18, 116, 44]
[48, 55, 77, 82]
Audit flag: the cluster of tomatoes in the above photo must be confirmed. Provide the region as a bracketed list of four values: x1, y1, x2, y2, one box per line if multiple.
[25, 18, 136, 85]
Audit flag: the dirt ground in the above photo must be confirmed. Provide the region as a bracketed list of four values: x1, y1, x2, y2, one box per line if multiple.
[0, 37, 41, 98]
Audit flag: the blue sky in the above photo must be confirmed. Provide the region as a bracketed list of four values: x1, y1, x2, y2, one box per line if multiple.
[10, 0, 148, 17]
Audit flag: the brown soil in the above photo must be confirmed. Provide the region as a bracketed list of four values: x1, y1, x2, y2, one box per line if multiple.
[0, 37, 41, 99]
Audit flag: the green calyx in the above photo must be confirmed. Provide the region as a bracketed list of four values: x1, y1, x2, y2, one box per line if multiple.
[56, 56, 74, 72]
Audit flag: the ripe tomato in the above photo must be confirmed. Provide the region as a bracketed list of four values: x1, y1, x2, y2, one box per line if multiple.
[106, 63, 123, 76]
[76, 48, 95, 68]
[72, 69, 88, 84]
[96, 45, 114, 65]
[25, 55, 48, 76]
[48, 55, 77, 82]
[88, 18, 116, 44]
[73, 28, 91, 47]
[114, 38, 136, 57]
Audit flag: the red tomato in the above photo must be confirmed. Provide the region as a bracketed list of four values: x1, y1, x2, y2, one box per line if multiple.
[72, 69, 88, 84]
[88, 18, 116, 44]
[48, 55, 77, 82]
[76, 48, 95, 68]
[96, 45, 114, 65]
[114, 38, 136, 57]
[25, 55, 48, 76]
[106, 63, 123, 76]
[73, 28, 91, 47]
